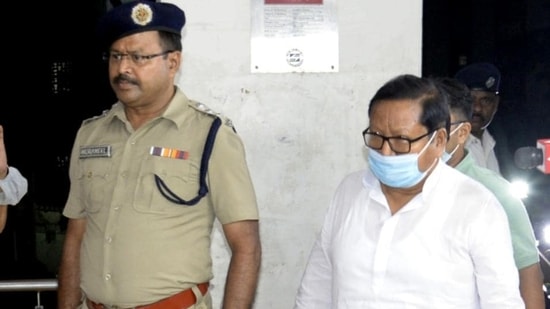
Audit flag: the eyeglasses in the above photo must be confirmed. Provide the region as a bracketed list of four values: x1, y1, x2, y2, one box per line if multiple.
[362, 127, 435, 154]
[450, 120, 467, 126]
[103, 50, 175, 66]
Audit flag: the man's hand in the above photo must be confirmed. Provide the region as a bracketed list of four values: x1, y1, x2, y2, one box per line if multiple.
[0, 125, 8, 179]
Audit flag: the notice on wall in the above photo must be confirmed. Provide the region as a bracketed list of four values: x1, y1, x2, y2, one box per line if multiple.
[251, 0, 338, 73]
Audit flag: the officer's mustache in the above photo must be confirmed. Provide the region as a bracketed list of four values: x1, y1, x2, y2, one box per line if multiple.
[113, 74, 139, 85]
[472, 113, 484, 121]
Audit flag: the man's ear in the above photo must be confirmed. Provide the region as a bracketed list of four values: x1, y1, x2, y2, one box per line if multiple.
[431, 128, 448, 157]
[458, 122, 472, 144]
[435, 127, 448, 148]
[169, 51, 181, 70]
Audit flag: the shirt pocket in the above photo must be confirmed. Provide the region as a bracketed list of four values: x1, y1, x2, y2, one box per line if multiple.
[76, 157, 115, 214]
[133, 153, 201, 214]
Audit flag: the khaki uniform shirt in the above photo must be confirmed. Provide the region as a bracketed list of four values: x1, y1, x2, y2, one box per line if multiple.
[63, 87, 259, 308]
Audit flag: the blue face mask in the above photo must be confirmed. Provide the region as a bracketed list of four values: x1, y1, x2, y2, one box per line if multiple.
[441, 145, 458, 163]
[368, 132, 437, 188]
[441, 123, 463, 163]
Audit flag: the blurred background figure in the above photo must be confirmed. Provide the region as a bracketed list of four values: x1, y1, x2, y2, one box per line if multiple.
[0, 125, 28, 233]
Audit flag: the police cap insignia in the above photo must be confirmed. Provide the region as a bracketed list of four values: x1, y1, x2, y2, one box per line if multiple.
[131, 3, 153, 26]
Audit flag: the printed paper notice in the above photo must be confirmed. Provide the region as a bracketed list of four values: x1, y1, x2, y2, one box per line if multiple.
[251, 0, 338, 73]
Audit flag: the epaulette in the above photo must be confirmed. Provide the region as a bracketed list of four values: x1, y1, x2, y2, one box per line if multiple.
[189, 100, 234, 129]
[81, 109, 109, 126]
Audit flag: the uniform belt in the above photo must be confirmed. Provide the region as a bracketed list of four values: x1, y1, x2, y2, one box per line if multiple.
[86, 282, 209, 309]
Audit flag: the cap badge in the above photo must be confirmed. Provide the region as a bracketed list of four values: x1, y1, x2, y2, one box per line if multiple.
[131, 3, 153, 26]
[485, 77, 496, 89]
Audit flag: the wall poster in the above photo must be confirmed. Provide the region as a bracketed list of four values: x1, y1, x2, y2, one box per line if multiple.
[251, 0, 338, 73]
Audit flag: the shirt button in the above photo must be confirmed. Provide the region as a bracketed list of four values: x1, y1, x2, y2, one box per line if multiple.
[106, 236, 112, 243]
[105, 273, 111, 281]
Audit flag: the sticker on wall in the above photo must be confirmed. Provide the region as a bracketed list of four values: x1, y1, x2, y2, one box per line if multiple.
[286, 48, 304, 67]
[251, 0, 339, 73]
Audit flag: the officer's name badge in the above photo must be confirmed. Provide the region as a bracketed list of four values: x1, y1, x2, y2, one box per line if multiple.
[150, 146, 189, 160]
[80, 145, 112, 159]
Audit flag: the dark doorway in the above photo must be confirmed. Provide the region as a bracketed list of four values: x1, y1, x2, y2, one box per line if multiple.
[0, 1, 116, 307]
[422, 0, 550, 296]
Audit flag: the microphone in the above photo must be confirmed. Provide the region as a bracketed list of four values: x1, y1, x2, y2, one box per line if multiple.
[514, 138, 550, 174]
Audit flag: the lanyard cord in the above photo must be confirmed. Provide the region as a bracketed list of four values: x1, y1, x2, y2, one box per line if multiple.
[154, 117, 222, 206]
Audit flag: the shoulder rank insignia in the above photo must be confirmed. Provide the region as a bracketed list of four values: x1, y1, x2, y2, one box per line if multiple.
[81, 109, 109, 126]
[190, 100, 234, 129]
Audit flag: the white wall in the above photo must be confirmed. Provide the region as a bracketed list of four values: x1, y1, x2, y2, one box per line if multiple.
[168, 0, 423, 308]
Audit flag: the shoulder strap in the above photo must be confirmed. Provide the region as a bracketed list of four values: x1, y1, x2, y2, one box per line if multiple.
[154, 117, 222, 206]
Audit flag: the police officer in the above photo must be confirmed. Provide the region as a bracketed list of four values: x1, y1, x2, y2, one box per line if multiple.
[57, 2, 261, 308]
[454, 62, 503, 175]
